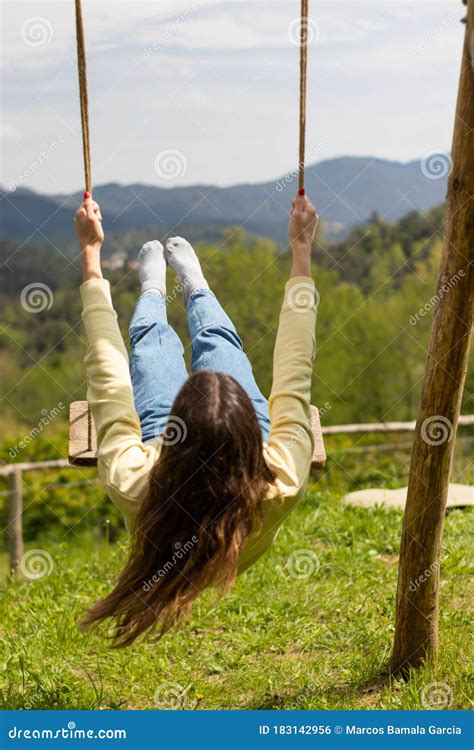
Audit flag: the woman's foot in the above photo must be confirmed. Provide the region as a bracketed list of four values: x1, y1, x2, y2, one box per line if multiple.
[138, 240, 167, 295]
[165, 237, 209, 299]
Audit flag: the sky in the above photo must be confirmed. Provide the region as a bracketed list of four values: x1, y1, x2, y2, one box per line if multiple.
[1, 0, 465, 195]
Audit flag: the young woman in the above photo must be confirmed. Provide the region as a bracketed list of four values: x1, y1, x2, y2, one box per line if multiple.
[75, 189, 318, 646]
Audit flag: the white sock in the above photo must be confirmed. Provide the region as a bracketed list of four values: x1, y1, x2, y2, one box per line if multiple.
[138, 240, 167, 295]
[165, 237, 209, 299]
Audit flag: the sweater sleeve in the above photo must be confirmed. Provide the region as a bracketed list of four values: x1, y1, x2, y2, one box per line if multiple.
[264, 276, 317, 497]
[80, 279, 158, 529]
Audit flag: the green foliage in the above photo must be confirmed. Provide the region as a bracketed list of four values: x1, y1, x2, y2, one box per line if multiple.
[1, 203, 472, 446]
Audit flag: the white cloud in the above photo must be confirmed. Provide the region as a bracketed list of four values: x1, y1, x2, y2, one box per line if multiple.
[1, 123, 23, 140]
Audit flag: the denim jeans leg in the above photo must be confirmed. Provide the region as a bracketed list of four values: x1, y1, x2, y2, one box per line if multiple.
[129, 290, 188, 442]
[187, 289, 270, 441]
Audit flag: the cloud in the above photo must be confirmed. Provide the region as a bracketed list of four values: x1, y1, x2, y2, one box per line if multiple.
[1, 0, 462, 194]
[1, 123, 23, 140]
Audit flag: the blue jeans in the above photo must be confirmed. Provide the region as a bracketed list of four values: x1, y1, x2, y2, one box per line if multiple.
[129, 289, 270, 443]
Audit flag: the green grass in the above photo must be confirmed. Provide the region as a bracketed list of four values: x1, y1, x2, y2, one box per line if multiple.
[0, 485, 472, 711]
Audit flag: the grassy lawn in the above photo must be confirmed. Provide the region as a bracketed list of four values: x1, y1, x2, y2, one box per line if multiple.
[0, 483, 472, 711]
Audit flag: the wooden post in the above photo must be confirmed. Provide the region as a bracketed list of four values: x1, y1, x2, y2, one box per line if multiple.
[390, 2, 474, 673]
[8, 468, 24, 576]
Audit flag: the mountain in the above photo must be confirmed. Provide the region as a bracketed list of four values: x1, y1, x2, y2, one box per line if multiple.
[0, 156, 447, 245]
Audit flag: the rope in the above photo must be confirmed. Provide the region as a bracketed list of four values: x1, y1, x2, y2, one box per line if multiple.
[75, 0, 92, 195]
[298, 0, 309, 190]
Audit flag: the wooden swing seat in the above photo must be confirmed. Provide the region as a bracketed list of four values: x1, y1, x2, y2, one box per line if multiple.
[68, 401, 326, 469]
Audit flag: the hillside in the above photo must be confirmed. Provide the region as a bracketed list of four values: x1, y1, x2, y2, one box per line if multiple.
[1, 156, 447, 246]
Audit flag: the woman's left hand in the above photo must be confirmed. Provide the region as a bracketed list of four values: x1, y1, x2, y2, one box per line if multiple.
[75, 195, 104, 251]
[75, 194, 104, 281]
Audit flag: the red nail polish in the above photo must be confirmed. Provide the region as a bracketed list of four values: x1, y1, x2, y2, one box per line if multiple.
[298, 188, 305, 196]
[83, 191, 90, 199]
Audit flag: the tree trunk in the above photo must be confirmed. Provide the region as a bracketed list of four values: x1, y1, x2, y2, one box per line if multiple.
[390, 4, 474, 674]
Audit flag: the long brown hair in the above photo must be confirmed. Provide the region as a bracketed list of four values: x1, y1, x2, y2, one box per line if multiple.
[81, 370, 275, 647]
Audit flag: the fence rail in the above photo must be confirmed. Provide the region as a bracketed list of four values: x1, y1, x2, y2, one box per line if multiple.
[2, 415, 473, 576]
[0, 459, 69, 478]
[321, 414, 474, 435]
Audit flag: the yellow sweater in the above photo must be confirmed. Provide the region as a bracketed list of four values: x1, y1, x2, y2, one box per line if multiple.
[80, 276, 316, 573]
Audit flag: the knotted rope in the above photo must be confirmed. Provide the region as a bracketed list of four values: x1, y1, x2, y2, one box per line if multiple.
[75, 0, 92, 195]
[299, 0, 309, 190]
